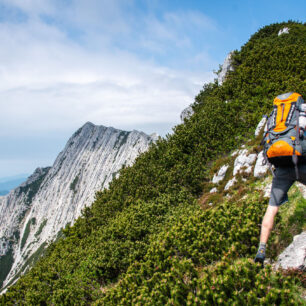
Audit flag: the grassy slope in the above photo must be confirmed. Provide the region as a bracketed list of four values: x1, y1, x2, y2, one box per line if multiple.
[96, 153, 306, 305]
[1, 21, 305, 305]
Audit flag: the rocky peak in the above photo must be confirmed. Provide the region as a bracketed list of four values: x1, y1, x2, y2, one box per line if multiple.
[0, 122, 155, 290]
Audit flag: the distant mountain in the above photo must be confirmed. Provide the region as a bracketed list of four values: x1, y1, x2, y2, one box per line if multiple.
[0, 174, 29, 184]
[0, 176, 29, 196]
[0, 122, 156, 289]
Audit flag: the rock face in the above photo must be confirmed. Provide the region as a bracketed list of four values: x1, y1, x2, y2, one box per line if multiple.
[275, 231, 306, 271]
[0, 122, 155, 289]
[218, 51, 234, 85]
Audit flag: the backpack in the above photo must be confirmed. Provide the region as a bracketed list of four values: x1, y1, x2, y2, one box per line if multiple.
[262, 92, 306, 179]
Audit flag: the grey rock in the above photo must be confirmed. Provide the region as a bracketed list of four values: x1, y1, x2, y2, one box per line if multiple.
[231, 149, 240, 157]
[254, 151, 269, 178]
[218, 51, 234, 85]
[263, 182, 272, 198]
[255, 117, 267, 137]
[212, 165, 229, 184]
[0, 238, 10, 256]
[278, 27, 289, 36]
[0, 167, 50, 257]
[275, 231, 306, 271]
[224, 177, 237, 191]
[209, 187, 218, 193]
[233, 149, 257, 176]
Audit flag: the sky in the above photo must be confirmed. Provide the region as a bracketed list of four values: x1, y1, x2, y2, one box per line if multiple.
[0, 0, 305, 178]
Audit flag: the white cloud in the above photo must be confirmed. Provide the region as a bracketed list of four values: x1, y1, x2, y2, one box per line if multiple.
[0, 0, 216, 176]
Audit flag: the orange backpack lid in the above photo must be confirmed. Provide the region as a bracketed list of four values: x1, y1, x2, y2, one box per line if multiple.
[272, 92, 302, 133]
[273, 92, 302, 105]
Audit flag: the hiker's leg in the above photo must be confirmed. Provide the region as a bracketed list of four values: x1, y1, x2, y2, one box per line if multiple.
[255, 167, 293, 264]
[264, 168, 294, 243]
[255, 205, 279, 264]
[260, 205, 279, 244]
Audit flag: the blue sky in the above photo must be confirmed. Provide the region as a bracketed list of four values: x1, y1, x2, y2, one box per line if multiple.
[0, 0, 305, 178]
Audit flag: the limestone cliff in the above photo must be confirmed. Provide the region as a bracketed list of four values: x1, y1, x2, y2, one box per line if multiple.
[0, 122, 155, 289]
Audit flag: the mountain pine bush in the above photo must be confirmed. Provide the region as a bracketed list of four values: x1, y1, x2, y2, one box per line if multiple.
[1, 21, 305, 305]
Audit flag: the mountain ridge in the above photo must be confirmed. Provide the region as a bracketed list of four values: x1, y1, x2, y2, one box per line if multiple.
[0, 122, 156, 289]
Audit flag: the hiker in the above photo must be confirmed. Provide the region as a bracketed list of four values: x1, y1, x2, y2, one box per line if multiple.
[254, 92, 306, 265]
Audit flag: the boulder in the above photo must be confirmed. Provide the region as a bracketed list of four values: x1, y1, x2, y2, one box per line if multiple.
[209, 187, 218, 193]
[224, 177, 237, 191]
[254, 151, 269, 178]
[255, 117, 267, 137]
[233, 149, 257, 176]
[212, 164, 229, 184]
[275, 231, 306, 271]
[263, 182, 272, 198]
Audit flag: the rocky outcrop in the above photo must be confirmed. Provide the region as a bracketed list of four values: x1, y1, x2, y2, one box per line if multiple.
[254, 117, 267, 137]
[212, 149, 257, 191]
[218, 51, 234, 85]
[209, 187, 218, 193]
[275, 231, 306, 271]
[212, 165, 229, 184]
[224, 177, 237, 191]
[254, 151, 269, 178]
[233, 149, 257, 176]
[278, 27, 289, 36]
[0, 122, 155, 289]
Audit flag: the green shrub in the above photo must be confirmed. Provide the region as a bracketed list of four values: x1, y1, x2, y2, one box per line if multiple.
[70, 175, 79, 193]
[20, 218, 36, 250]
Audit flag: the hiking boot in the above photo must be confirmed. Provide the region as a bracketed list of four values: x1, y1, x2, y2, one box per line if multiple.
[254, 248, 265, 267]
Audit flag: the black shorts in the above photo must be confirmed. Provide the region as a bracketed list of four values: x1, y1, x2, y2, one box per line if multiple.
[269, 164, 306, 206]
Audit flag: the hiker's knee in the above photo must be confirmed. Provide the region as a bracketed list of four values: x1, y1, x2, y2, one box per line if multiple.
[262, 205, 279, 229]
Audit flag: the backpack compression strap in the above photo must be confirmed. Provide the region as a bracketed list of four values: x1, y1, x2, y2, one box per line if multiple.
[292, 108, 300, 180]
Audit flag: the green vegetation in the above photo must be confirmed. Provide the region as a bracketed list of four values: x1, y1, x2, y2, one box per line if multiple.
[0, 248, 14, 288]
[70, 175, 79, 193]
[18, 168, 49, 205]
[34, 219, 48, 238]
[14, 168, 50, 242]
[1, 21, 305, 304]
[2, 242, 48, 292]
[113, 131, 130, 151]
[269, 184, 306, 258]
[20, 217, 36, 250]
